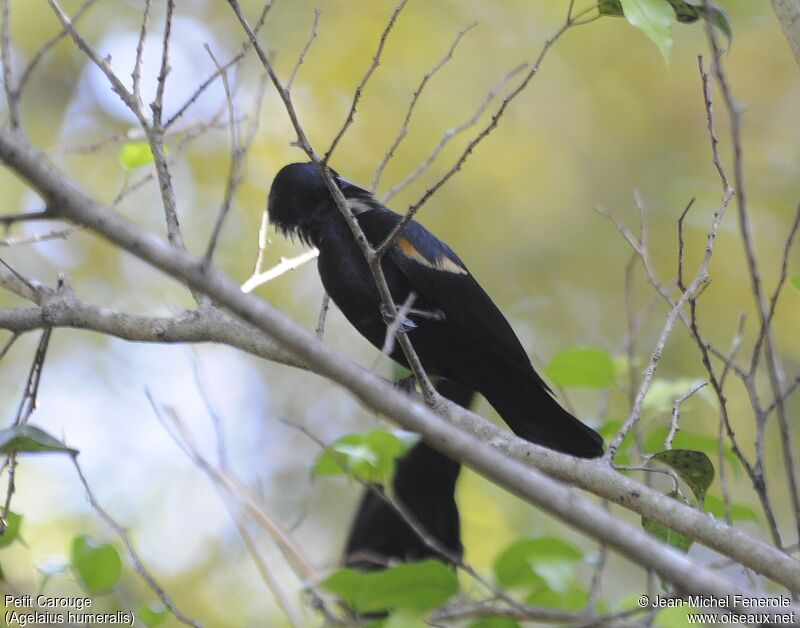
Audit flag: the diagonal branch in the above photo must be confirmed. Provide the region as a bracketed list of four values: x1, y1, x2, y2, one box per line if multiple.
[1, 129, 799, 597]
[324, 0, 409, 161]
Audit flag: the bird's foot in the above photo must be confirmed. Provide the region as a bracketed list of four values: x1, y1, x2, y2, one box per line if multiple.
[394, 374, 417, 394]
[407, 307, 446, 322]
[380, 304, 417, 333]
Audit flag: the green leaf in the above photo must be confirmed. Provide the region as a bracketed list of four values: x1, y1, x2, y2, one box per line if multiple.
[118, 142, 157, 169]
[0, 425, 78, 457]
[527, 584, 589, 611]
[665, 0, 732, 45]
[0, 511, 22, 548]
[382, 610, 428, 628]
[137, 604, 169, 627]
[791, 275, 800, 292]
[619, 0, 676, 61]
[704, 495, 760, 523]
[544, 347, 615, 388]
[313, 429, 419, 485]
[642, 491, 693, 552]
[321, 559, 458, 614]
[599, 0, 730, 47]
[651, 449, 714, 505]
[468, 618, 522, 628]
[493, 537, 582, 591]
[643, 427, 739, 471]
[70, 536, 122, 594]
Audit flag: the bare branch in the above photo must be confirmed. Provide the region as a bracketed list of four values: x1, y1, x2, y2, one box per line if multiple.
[241, 249, 319, 293]
[665, 381, 707, 450]
[325, 0, 409, 161]
[149, 394, 337, 624]
[131, 0, 153, 107]
[371, 21, 477, 193]
[381, 62, 527, 205]
[751, 201, 800, 371]
[225, 0, 317, 156]
[151, 0, 174, 129]
[16, 0, 99, 96]
[315, 292, 330, 340]
[0, 299, 301, 369]
[371, 291, 416, 371]
[4, 4, 800, 586]
[287, 9, 320, 91]
[0, 331, 19, 362]
[703, 2, 800, 541]
[203, 43, 240, 262]
[605, 185, 731, 459]
[0, 0, 19, 129]
[0, 226, 75, 247]
[376, 15, 581, 256]
[72, 457, 200, 627]
[0, 258, 47, 303]
[286, 418, 534, 619]
[12, 327, 51, 426]
[45, 0, 143, 120]
[0, 211, 53, 226]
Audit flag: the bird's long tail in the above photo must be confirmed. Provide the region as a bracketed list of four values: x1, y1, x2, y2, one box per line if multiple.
[479, 372, 604, 458]
[343, 379, 473, 569]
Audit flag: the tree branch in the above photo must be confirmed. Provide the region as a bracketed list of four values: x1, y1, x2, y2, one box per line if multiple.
[1, 129, 798, 600]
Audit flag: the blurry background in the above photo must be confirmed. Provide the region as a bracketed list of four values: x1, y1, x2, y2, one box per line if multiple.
[0, 0, 798, 625]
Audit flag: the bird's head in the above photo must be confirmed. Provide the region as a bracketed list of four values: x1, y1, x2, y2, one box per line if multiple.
[268, 162, 372, 246]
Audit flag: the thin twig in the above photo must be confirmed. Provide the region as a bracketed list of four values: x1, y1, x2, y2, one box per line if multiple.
[251, 207, 271, 277]
[0, 332, 19, 362]
[715, 312, 745, 526]
[147, 392, 339, 623]
[225, 0, 438, 402]
[376, 16, 578, 255]
[285, 419, 534, 619]
[0, 211, 53, 226]
[13, 328, 52, 426]
[45, 0, 143, 119]
[0, 227, 75, 247]
[287, 9, 320, 91]
[371, 291, 416, 371]
[665, 381, 707, 450]
[371, 21, 477, 193]
[0, 0, 20, 129]
[131, 0, 153, 107]
[72, 458, 201, 627]
[315, 293, 330, 339]
[146, 0, 186, 250]
[15, 0, 99, 95]
[751, 201, 800, 372]
[203, 43, 240, 262]
[381, 62, 527, 205]
[186, 352, 302, 627]
[325, 0, 409, 161]
[703, 6, 800, 542]
[241, 249, 319, 293]
[604, 186, 731, 460]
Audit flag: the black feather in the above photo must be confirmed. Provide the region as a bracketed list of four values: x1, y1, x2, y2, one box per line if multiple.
[268, 161, 604, 458]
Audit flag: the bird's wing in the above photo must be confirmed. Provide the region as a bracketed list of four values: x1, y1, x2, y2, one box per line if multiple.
[358, 208, 545, 381]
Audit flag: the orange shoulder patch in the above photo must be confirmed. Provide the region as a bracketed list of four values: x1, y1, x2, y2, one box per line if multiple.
[397, 237, 467, 274]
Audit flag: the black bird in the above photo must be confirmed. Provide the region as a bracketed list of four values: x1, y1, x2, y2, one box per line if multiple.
[343, 379, 472, 570]
[268, 162, 603, 458]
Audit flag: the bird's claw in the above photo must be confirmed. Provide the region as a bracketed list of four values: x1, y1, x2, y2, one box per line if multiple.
[380, 304, 417, 334]
[394, 375, 417, 394]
